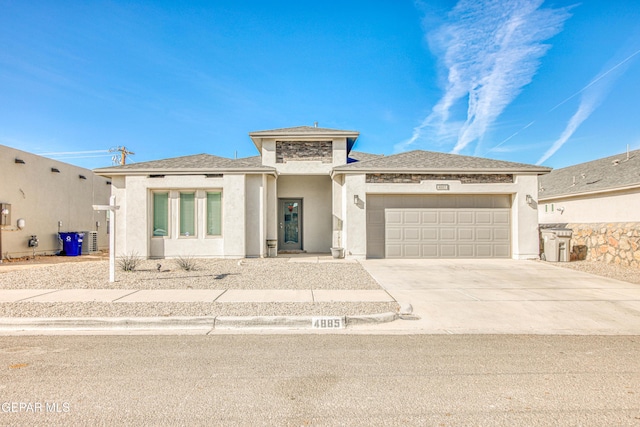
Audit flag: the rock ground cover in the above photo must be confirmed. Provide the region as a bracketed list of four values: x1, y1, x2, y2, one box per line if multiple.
[0, 257, 398, 317]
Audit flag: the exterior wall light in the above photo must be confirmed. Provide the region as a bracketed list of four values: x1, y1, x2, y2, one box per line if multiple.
[525, 194, 533, 205]
[353, 195, 359, 205]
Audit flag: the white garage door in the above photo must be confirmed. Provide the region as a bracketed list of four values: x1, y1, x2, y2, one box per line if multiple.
[366, 195, 512, 259]
[384, 208, 511, 258]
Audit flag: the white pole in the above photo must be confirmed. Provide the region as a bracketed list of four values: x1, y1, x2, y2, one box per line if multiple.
[109, 195, 116, 283]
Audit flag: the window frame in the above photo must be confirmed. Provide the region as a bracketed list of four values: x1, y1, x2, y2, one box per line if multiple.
[206, 191, 223, 237]
[179, 191, 197, 238]
[152, 191, 170, 238]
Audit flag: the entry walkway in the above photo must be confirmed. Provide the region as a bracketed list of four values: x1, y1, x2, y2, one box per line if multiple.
[358, 259, 640, 335]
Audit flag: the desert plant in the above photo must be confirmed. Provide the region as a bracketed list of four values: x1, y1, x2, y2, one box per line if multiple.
[118, 251, 141, 272]
[176, 255, 198, 271]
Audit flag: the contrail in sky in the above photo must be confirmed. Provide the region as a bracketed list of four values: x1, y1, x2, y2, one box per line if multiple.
[484, 47, 640, 157]
[397, 0, 571, 154]
[536, 47, 640, 165]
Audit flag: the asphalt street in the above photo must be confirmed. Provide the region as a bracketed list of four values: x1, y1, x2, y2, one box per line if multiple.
[1, 334, 639, 426]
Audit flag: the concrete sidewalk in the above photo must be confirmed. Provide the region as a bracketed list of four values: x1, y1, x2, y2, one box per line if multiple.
[0, 288, 395, 303]
[0, 287, 399, 333]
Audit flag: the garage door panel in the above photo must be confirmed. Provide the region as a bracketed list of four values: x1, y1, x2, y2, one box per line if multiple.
[422, 244, 438, 257]
[421, 228, 438, 240]
[380, 204, 511, 259]
[403, 228, 420, 240]
[440, 228, 456, 240]
[476, 244, 493, 257]
[458, 211, 474, 224]
[386, 245, 402, 258]
[475, 212, 492, 224]
[476, 228, 492, 241]
[494, 228, 510, 241]
[404, 211, 421, 224]
[458, 245, 474, 257]
[421, 211, 438, 224]
[494, 245, 511, 257]
[440, 211, 456, 224]
[458, 228, 474, 241]
[386, 211, 402, 225]
[440, 245, 457, 257]
[404, 244, 420, 257]
[493, 211, 510, 224]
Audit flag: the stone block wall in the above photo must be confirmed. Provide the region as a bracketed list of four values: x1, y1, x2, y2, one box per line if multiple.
[366, 173, 514, 184]
[567, 222, 640, 267]
[276, 141, 332, 163]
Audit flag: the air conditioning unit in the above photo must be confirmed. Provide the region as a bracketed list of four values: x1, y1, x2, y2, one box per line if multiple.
[81, 231, 98, 254]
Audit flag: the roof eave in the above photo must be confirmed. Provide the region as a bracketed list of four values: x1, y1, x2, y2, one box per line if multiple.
[332, 167, 551, 175]
[94, 167, 276, 177]
[538, 182, 640, 201]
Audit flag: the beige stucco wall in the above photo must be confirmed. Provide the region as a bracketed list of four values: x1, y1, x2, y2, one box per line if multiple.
[337, 172, 541, 260]
[277, 175, 332, 253]
[539, 188, 640, 224]
[260, 138, 348, 174]
[0, 145, 110, 259]
[112, 173, 256, 259]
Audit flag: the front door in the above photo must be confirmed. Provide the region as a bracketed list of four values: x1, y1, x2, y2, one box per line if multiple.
[278, 199, 302, 251]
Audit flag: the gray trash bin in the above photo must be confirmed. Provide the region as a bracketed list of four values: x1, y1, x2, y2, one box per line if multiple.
[542, 228, 573, 262]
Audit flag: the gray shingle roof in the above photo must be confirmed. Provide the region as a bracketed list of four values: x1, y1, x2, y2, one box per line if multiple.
[333, 150, 551, 173]
[94, 153, 273, 174]
[347, 151, 383, 163]
[539, 149, 640, 199]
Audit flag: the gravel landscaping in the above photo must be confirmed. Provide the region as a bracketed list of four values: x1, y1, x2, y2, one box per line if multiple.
[0, 257, 399, 317]
[540, 259, 640, 285]
[0, 258, 382, 290]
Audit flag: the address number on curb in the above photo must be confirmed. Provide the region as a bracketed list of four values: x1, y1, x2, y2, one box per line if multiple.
[311, 317, 344, 329]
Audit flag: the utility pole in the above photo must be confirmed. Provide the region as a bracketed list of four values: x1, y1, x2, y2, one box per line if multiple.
[109, 146, 135, 165]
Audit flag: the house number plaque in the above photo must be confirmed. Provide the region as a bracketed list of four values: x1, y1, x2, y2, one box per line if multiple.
[311, 316, 344, 329]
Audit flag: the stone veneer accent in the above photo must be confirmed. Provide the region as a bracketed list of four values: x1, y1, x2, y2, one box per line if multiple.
[566, 222, 640, 267]
[276, 141, 332, 163]
[366, 173, 514, 184]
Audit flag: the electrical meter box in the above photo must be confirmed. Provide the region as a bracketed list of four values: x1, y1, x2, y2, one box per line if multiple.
[0, 203, 11, 226]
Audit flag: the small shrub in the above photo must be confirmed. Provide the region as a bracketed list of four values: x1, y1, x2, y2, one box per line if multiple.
[118, 252, 141, 272]
[176, 255, 198, 271]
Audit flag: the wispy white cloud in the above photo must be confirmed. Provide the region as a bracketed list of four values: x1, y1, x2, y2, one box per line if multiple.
[398, 0, 571, 153]
[537, 47, 640, 165]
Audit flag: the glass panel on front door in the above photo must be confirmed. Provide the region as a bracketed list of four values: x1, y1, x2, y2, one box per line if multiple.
[279, 199, 302, 251]
[284, 202, 299, 244]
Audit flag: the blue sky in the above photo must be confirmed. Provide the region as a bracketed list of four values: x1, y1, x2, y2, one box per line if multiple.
[1, 0, 639, 170]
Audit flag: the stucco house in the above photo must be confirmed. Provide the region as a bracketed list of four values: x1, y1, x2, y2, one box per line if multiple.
[539, 148, 640, 266]
[0, 144, 111, 261]
[94, 126, 550, 260]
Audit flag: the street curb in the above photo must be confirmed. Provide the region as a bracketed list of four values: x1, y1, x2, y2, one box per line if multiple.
[0, 312, 399, 332]
[0, 316, 217, 331]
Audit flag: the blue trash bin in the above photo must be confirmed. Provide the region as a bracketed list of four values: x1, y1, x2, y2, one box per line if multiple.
[59, 232, 84, 256]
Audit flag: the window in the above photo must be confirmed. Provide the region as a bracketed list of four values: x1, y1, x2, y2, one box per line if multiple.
[180, 192, 196, 236]
[206, 192, 222, 236]
[153, 192, 169, 236]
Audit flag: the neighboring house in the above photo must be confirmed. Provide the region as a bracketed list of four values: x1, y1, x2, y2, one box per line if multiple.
[538, 148, 640, 267]
[0, 145, 111, 261]
[94, 126, 550, 260]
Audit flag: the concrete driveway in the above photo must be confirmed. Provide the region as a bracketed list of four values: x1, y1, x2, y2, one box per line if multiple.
[359, 259, 640, 334]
